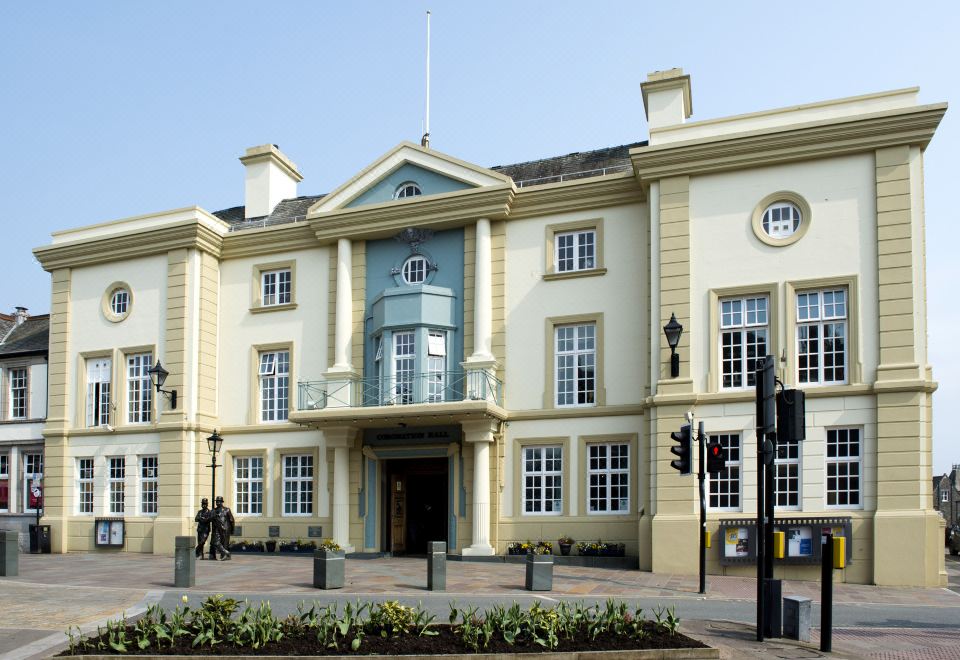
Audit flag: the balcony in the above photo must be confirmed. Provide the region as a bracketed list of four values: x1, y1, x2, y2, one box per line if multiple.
[295, 370, 504, 426]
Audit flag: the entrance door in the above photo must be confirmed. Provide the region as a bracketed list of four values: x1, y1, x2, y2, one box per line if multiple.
[384, 457, 447, 554]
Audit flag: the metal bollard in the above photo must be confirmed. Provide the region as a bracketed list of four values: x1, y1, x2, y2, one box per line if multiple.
[427, 541, 446, 591]
[763, 578, 782, 638]
[0, 530, 19, 577]
[174, 536, 196, 588]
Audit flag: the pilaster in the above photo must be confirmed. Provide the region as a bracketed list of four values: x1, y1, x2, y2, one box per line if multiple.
[658, 176, 692, 395]
[461, 418, 498, 556]
[325, 426, 358, 552]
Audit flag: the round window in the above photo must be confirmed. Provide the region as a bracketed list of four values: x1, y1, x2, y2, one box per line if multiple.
[110, 289, 129, 316]
[395, 182, 422, 199]
[101, 282, 133, 322]
[402, 255, 428, 284]
[761, 202, 802, 239]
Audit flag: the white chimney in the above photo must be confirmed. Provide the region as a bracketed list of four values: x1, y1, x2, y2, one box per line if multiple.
[641, 68, 693, 134]
[239, 144, 303, 219]
[13, 306, 28, 325]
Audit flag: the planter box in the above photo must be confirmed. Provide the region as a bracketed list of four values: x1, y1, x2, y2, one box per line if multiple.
[280, 545, 316, 554]
[313, 548, 345, 589]
[524, 553, 553, 591]
[229, 545, 265, 553]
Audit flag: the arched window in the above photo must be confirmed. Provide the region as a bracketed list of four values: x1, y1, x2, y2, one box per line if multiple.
[402, 255, 428, 284]
[395, 182, 422, 199]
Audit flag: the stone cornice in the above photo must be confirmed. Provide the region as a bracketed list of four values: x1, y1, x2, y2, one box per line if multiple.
[33, 221, 224, 271]
[631, 103, 947, 183]
[508, 173, 644, 219]
[289, 399, 508, 427]
[308, 185, 515, 244]
[220, 222, 319, 260]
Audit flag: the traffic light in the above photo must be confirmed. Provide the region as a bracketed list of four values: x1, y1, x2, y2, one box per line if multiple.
[777, 388, 806, 442]
[670, 424, 692, 474]
[706, 439, 726, 474]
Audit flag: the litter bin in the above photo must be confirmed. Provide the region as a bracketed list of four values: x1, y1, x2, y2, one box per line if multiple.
[28, 525, 51, 554]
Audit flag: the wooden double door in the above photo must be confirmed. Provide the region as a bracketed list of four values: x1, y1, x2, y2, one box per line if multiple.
[384, 457, 447, 555]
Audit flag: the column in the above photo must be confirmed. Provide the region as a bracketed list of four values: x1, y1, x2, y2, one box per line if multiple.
[470, 218, 493, 362]
[332, 238, 353, 371]
[326, 427, 357, 552]
[9, 447, 19, 514]
[461, 419, 497, 556]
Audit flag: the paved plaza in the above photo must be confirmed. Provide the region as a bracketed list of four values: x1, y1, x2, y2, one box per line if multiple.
[1, 552, 959, 659]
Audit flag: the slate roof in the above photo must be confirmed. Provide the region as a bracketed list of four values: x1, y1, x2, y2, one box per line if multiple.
[213, 142, 646, 232]
[0, 314, 49, 357]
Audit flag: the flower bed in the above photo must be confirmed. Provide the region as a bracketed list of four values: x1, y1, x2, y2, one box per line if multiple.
[60, 595, 712, 657]
[576, 541, 626, 557]
[506, 539, 553, 555]
[279, 539, 317, 553]
[227, 540, 265, 553]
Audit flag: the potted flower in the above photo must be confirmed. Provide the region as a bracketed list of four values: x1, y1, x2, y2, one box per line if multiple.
[264, 539, 277, 553]
[507, 540, 532, 555]
[525, 542, 554, 591]
[313, 538, 344, 590]
[558, 534, 574, 556]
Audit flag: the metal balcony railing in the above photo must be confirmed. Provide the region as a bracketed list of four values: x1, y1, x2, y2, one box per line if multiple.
[298, 370, 503, 411]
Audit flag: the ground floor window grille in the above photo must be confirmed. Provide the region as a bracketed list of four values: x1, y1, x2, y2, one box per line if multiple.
[235, 456, 264, 515]
[77, 458, 94, 514]
[283, 455, 313, 515]
[708, 434, 741, 510]
[108, 456, 125, 514]
[826, 428, 861, 507]
[523, 446, 562, 514]
[587, 443, 629, 513]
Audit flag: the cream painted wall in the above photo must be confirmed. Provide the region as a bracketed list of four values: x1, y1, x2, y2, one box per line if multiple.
[217, 248, 330, 427]
[30, 362, 47, 419]
[66, 432, 162, 518]
[689, 154, 879, 391]
[504, 203, 648, 411]
[0, 421, 44, 442]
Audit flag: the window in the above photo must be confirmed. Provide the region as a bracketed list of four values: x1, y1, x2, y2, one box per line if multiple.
[555, 323, 596, 407]
[401, 255, 428, 285]
[108, 456, 125, 514]
[427, 330, 446, 403]
[0, 454, 8, 511]
[261, 269, 292, 306]
[77, 458, 94, 514]
[24, 452, 42, 512]
[720, 297, 768, 389]
[797, 288, 847, 385]
[587, 443, 629, 514]
[234, 456, 263, 515]
[140, 456, 158, 515]
[110, 288, 129, 316]
[943, 489, 950, 503]
[9, 367, 27, 419]
[556, 229, 596, 273]
[761, 202, 802, 239]
[774, 439, 800, 509]
[86, 357, 112, 427]
[395, 182, 422, 199]
[393, 332, 415, 404]
[522, 446, 562, 514]
[127, 353, 152, 424]
[283, 455, 313, 515]
[708, 434, 741, 510]
[826, 428, 861, 508]
[259, 350, 290, 422]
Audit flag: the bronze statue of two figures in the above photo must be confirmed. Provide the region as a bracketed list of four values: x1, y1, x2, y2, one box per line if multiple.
[194, 496, 235, 560]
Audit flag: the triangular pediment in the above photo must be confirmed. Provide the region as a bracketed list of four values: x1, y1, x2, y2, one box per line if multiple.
[309, 142, 514, 214]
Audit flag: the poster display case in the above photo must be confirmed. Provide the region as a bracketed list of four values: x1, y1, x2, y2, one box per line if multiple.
[94, 518, 125, 547]
[719, 517, 852, 566]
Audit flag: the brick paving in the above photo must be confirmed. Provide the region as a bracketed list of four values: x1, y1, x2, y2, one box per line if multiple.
[1, 552, 958, 659]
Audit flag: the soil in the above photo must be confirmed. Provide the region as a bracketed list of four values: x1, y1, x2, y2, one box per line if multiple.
[64, 622, 708, 656]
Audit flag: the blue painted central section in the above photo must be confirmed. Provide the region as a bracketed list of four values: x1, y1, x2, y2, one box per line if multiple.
[347, 163, 472, 208]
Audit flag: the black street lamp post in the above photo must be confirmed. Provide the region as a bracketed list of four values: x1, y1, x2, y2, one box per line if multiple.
[206, 430, 223, 560]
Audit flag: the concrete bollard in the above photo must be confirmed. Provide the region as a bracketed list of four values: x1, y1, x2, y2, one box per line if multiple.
[427, 541, 446, 591]
[174, 536, 196, 588]
[1, 530, 19, 577]
[783, 595, 812, 642]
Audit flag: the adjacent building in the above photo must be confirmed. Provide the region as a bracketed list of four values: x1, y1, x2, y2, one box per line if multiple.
[0, 307, 49, 548]
[32, 69, 947, 586]
[934, 467, 959, 528]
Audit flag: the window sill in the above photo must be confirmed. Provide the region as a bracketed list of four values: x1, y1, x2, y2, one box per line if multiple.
[543, 268, 607, 282]
[250, 302, 298, 314]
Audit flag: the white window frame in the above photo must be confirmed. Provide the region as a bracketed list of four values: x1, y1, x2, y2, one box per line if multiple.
[707, 433, 742, 511]
[825, 428, 862, 509]
[261, 268, 292, 307]
[555, 229, 596, 273]
[761, 202, 802, 239]
[719, 296, 768, 390]
[587, 443, 629, 514]
[86, 357, 112, 427]
[259, 350, 290, 422]
[401, 255, 428, 285]
[0, 453, 9, 512]
[140, 456, 159, 515]
[127, 353, 152, 424]
[943, 489, 950, 503]
[796, 288, 847, 386]
[23, 452, 42, 513]
[426, 330, 446, 403]
[110, 288, 129, 316]
[234, 456, 263, 516]
[393, 331, 415, 404]
[77, 458, 94, 515]
[555, 323, 596, 407]
[9, 367, 27, 419]
[282, 454, 313, 516]
[394, 182, 422, 199]
[522, 445, 563, 515]
[774, 439, 801, 510]
[108, 456, 125, 515]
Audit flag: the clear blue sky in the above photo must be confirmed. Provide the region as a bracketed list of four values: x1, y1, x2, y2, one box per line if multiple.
[2, 1, 957, 473]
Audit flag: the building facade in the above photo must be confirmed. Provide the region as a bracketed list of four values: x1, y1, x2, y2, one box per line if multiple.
[934, 467, 959, 528]
[0, 308, 49, 549]
[33, 69, 946, 586]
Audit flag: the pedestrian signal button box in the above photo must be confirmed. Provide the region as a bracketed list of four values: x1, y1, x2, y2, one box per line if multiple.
[832, 536, 846, 569]
[773, 530, 785, 559]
